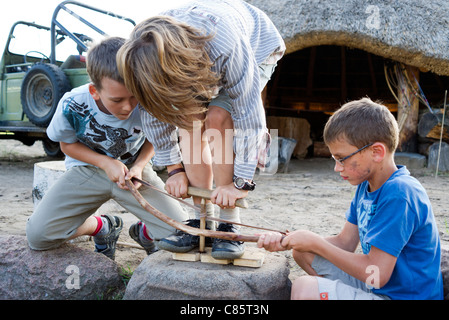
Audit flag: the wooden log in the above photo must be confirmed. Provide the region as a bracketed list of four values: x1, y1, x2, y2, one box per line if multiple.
[397, 65, 419, 152]
[32, 161, 66, 208]
[199, 199, 206, 253]
[266, 116, 312, 159]
[313, 141, 331, 158]
[418, 111, 449, 142]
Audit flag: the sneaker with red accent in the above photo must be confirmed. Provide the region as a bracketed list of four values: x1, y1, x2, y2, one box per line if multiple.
[93, 215, 123, 260]
[129, 221, 158, 255]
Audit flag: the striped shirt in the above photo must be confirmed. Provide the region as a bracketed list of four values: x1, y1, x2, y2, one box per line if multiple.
[140, 0, 285, 179]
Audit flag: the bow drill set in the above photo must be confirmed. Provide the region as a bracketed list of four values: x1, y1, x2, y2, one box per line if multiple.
[125, 178, 288, 266]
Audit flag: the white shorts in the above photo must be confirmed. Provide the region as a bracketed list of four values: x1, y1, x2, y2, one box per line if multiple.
[312, 255, 390, 300]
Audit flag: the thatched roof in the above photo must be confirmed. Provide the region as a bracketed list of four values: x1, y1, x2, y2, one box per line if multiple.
[247, 0, 449, 76]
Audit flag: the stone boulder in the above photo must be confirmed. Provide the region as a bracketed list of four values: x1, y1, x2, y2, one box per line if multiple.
[0, 235, 124, 300]
[125, 246, 448, 300]
[124, 249, 291, 300]
[442, 248, 449, 300]
[428, 142, 449, 173]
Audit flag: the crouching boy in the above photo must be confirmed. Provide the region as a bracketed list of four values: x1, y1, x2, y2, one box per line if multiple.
[26, 37, 188, 259]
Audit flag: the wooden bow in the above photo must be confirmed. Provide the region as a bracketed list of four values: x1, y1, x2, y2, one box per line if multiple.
[125, 180, 261, 242]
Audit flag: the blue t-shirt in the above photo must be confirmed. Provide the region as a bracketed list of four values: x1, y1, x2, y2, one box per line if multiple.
[346, 166, 443, 300]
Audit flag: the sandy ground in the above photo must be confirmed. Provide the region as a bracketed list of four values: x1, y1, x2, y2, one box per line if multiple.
[1, 139, 448, 282]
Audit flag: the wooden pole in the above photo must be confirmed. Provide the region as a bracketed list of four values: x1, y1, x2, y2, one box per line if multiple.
[397, 65, 420, 152]
[199, 198, 206, 253]
[436, 91, 448, 178]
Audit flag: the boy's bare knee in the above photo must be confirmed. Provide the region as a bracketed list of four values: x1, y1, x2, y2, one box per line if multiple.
[292, 250, 308, 263]
[205, 106, 232, 130]
[291, 276, 319, 300]
[293, 250, 318, 275]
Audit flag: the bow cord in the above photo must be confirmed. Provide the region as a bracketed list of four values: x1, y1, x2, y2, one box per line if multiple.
[130, 177, 288, 236]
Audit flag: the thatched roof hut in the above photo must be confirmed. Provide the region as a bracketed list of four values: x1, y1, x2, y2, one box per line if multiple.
[247, 0, 449, 156]
[247, 0, 449, 76]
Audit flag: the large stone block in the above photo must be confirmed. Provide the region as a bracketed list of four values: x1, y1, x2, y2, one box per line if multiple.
[0, 235, 124, 300]
[124, 248, 291, 300]
[428, 142, 449, 172]
[442, 248, 449, 300]
[394, 152, 426, 169]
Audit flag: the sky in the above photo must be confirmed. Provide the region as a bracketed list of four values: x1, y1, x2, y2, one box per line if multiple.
[0, 0, 190, 59]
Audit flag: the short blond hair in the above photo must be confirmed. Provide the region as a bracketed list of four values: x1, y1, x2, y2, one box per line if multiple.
[86, 37, 125, 90]
[323, 98, 399, 152]
[117, 16, 219, 129]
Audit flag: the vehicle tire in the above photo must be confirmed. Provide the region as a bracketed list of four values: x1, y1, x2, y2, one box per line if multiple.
[42, 138, 64, 158]
[21, 63, 71, 127]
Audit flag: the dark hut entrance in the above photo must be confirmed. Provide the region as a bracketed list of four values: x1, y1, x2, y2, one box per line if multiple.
[265, 45, 449, 158]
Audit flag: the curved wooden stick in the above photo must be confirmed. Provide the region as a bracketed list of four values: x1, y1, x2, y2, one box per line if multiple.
[126, 180, 259, 242]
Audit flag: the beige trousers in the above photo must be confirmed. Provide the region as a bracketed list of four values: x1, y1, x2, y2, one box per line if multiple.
[26, 164, 188, 250]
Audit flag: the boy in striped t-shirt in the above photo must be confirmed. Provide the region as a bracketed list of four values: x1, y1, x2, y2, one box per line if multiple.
[117, 0, 285, 259]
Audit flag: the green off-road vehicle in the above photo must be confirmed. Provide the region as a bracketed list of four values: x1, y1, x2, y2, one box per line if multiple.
[0, 1, 135, 156]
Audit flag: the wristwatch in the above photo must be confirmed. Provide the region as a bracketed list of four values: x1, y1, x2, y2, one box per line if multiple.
[233, 176, 256, 191]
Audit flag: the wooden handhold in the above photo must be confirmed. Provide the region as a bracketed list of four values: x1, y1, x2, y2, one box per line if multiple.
[188, 186, 249, 209]
[199, 199, 206, 253]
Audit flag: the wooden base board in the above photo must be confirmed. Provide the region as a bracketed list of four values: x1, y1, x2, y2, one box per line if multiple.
[172, 247, 265, 268]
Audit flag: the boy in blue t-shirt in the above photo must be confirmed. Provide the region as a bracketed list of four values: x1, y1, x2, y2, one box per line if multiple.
[258, 98, 443, 300]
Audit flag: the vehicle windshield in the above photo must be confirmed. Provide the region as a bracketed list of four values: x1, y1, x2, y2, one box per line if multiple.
[8, 23, 74, 63]
[8, 4, 134, 63]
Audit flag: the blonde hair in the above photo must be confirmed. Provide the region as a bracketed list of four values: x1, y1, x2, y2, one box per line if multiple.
[87, 37, 125, 90]
[117, 16, 218, 129]
[323, 98, 399, 152]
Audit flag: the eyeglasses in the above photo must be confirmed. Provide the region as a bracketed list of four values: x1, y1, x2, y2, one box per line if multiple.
[331, 143, 374, 167]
